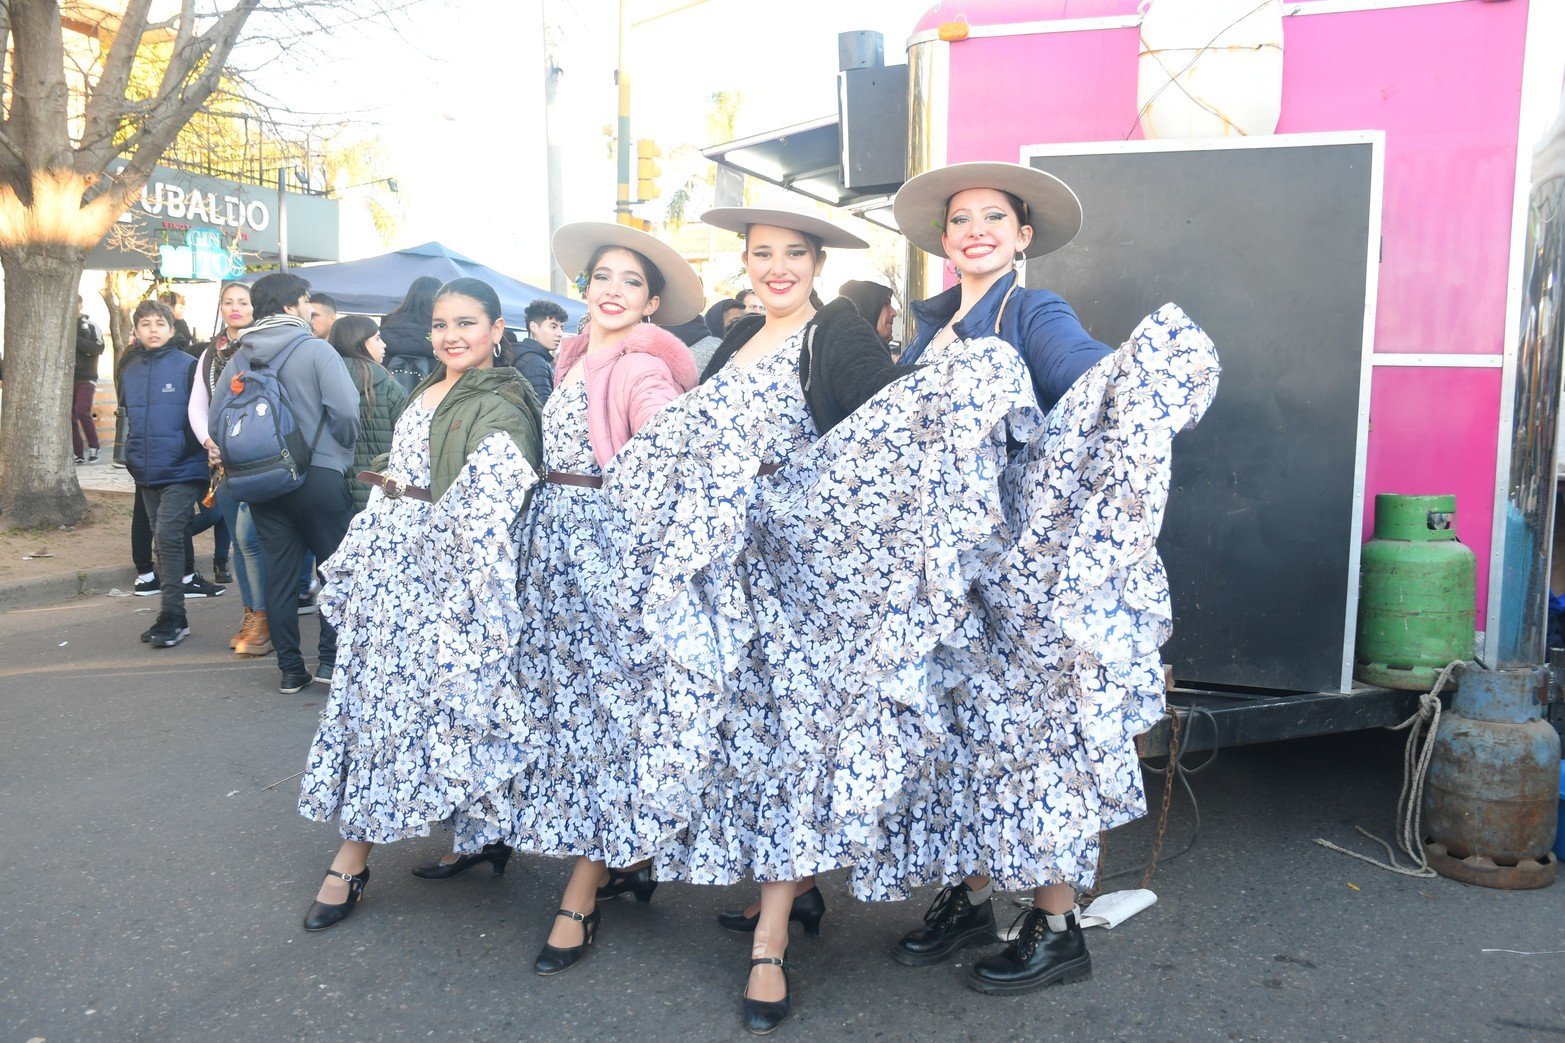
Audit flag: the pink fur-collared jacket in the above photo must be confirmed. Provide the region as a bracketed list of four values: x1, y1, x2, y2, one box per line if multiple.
[553, 323, 699, 469]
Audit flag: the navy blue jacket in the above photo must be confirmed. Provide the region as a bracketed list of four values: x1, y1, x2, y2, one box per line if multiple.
[903, 270, 1111, 414]
[122, 345, 209, 487]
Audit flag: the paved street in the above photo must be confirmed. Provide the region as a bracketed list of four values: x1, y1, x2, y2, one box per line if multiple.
[3, 590, 1564, 1041]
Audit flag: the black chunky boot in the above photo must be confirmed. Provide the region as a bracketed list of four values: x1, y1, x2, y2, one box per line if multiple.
[893, 883, 997, 966]
[967, 907, 1092, 995]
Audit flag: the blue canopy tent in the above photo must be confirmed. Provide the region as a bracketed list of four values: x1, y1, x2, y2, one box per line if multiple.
[247, 241, 586, 327]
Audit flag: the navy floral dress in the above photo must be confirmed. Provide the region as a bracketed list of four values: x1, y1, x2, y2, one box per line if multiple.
[298, 394, 540, 844]
[457, 379, 679, 864]
[611, 305, 1218, 899]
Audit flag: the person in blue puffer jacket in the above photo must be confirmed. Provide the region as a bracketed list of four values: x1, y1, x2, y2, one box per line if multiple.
[121, 299, 213, 649]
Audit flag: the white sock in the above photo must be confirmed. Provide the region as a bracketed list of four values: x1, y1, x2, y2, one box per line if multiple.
[967, 881, 994, 905]
[137, 572, 155, 583]
[181, 574, 195, 584]
[1044, 906, 1080, 932]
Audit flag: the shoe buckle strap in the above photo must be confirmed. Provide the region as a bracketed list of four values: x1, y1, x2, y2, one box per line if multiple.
[749, 956, 789, 969]
[555, 908, 588, 923]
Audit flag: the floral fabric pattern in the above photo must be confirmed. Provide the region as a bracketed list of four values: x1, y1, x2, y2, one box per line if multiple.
[456, 380, 678, 864]
[298, 395, 539, 844]
[617, 304, 1217, 899]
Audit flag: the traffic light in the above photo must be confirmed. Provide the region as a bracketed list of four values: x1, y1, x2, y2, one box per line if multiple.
[635, 139, 662, 202]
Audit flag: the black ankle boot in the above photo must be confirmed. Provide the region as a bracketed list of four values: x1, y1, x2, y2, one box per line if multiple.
[717, 886, 826, 936]
[534, 906, 600, 976]
[303, 866, 370, 932]
[411, 842, 510, 880]
[596, 862, 657, 903]
[894, 883, 997, 966]
[967, 907, 1092, 995]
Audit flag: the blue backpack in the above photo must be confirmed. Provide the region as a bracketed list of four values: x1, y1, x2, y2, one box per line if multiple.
[215, 333, 322, 502]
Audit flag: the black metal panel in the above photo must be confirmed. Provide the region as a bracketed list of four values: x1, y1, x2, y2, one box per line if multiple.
[837, 66, 908, 191]
[1137, 686, 1426, 758]
[1025, 141, 1375, 692]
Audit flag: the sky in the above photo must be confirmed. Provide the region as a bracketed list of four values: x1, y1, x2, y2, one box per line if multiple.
[281, 0, 924, 288]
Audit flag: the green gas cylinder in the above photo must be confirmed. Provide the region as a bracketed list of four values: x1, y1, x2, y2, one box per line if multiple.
[1355, 494, 1476, 690]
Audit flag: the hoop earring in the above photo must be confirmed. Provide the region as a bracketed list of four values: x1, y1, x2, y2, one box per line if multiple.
[492, 341, 502, 359]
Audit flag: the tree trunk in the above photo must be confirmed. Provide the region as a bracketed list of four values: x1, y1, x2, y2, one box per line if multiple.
[0, 243, 89, 529]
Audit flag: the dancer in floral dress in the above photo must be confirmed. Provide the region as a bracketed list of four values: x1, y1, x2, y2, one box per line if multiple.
[861, 163, 1219, 994]
[600, 205, 915, 1034]
[296, 278, 543, 932]
[454, 223, 703, 976]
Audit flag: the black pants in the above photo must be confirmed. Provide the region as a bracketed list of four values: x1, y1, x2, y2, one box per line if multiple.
[250, 466, 352, 676]
[132, 486, 194, 577]
[138, 482, 204, 619]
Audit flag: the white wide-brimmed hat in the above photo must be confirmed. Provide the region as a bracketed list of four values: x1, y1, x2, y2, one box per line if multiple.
[893, 161, 1082, 260]
[551, 221, 704, 326]
[701, 205, 870, 249]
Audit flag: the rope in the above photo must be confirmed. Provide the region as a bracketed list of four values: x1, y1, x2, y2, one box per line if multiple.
[1312, 660, 1464, 878]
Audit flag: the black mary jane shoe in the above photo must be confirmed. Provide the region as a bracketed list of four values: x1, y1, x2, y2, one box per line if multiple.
[411, 842, 511, 880]
[533, 906, 600, 976]
[717, 886, 826, 936]
[966, 907, 1092, 995]
[893, 882, 998, 966]
[596, 862, 658, 903]
[743, 956, 792, 1036]
[302, 866, 370, 932]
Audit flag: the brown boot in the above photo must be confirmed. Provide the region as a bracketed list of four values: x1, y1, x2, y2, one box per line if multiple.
[230, 608, 253, 650]
[237, 610, 273, 656]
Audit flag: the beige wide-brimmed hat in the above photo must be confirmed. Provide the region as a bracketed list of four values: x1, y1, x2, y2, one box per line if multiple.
[893, 161, 1082, 260]
[701, 205, 870, 249]
[551, 221, 704, 326]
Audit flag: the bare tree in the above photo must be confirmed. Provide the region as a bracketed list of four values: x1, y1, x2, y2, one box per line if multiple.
[0, 1, 409, 528]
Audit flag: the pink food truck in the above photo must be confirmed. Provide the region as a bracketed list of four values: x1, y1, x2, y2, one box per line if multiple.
[705, 0, 1565, 754]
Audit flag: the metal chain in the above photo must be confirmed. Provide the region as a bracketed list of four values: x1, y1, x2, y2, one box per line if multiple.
[1141, 708, 1184, 889]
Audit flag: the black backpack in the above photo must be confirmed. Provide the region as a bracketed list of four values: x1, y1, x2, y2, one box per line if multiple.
[387, 353, 436, 394]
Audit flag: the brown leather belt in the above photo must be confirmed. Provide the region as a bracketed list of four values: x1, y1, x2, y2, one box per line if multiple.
[545, 470, 603, 489]
[358, 470, 432, 502]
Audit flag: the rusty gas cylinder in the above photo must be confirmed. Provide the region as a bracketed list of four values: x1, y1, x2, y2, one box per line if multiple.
[1423, 664, 1559, 889]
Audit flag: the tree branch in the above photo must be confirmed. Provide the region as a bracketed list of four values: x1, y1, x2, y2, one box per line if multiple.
[78, 0, 155, 167]
[95, 1, 261, 217]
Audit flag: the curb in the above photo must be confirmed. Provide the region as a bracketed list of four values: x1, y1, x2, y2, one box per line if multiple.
[0, 564, 138, 611]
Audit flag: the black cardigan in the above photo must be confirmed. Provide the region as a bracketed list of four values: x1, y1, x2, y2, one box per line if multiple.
[700, 297, 918, 433]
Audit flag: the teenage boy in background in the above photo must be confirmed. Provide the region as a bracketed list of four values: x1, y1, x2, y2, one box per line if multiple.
[121, 300, 222, 648]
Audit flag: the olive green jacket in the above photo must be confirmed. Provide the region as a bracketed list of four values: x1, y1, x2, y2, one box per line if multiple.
[383, 365, 544, 501]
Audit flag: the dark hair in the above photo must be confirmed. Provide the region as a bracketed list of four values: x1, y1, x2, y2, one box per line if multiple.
[309, 292, 338, 311]
[838, 280, 893, 326]
[743, 226, 825, 258]
[705, 298, 742, 337]
[385, 275, 443, 323]
[158, 290, 185, 306]
[328, 314, 381, 407]
[735, 289, 754, 306]
[133, 299, 176, 326]
[524, 299, 568, 328]
[435, 277, 504, 324]
[943, 189, 1029, 228]
[586, 244, 666, 301]
[251, 272, 312, 320]
[218, 281, 251, 300]
[328, 314, 380, 365]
